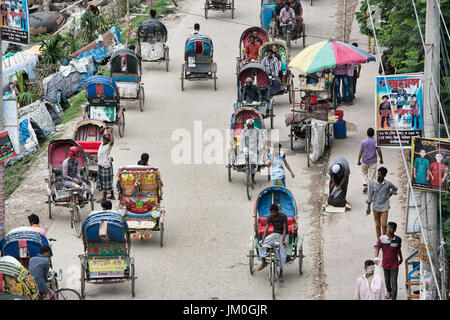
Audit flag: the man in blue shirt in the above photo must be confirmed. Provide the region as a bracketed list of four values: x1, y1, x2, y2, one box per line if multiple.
[29, 246, 56, 300]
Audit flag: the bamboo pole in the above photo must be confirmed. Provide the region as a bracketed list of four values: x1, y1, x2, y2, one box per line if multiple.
[343, 0, 347, 42]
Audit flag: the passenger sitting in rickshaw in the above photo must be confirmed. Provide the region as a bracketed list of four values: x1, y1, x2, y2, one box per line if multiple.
[252, 30, 264, 46]
[275, 0, 287, 33]
[257, 204, 289, 283]
[244, 35, 261, 63]
[62, 146, 89, 198]
[288, 0, 303, 35]
[29, 246, 56, 300]
[272, 45, 283, 79]
[242, 77, 262, 104]
[239, 119, 262, 189]
[138, 152, 164, 193]
[261, 49, 281, 95]
[28, 214, 47, 239]
[279, 3, 296, 33]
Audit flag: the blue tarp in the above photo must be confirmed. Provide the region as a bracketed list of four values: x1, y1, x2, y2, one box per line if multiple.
[82, 211, 129, 242]
[256, 187, 296, 218]
[76, 42, 107, 63]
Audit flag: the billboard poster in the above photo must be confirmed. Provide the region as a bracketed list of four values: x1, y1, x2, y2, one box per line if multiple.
[411, 137, 450, 193]
[1, 0, 30, 45]
[376, 74, 424, 147]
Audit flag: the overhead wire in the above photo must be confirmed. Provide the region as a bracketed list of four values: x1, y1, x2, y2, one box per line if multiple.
[365, 0, 443, 299]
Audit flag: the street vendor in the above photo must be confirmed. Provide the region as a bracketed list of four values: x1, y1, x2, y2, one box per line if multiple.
[239, 119, 262, 189]
[97, 128, 115, 203]
[328, 157, 351, 209]
[62, 146, 89, 198]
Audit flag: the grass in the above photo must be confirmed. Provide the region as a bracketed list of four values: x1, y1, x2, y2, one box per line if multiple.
[61, 91, 87, 124]
[5, 133, 62, 199]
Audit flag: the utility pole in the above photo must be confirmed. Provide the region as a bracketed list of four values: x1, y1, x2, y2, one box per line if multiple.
[421, 0, 441, 300]
[0, 39, 4, 239]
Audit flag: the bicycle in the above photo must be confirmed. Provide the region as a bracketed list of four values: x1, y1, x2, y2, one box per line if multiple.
[260, 241, 282, 300]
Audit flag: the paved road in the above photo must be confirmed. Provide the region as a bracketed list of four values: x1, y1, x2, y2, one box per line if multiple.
[41, 0, 341, 299]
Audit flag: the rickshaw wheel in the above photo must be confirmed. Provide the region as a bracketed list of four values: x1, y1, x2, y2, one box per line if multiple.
[48, 196, 52, 219]
[306, 136, 310, 168]
[80, 261, 86, 298]
[160, 222, 164, 247]
[56, 288, 82, 300]
[231, 0, 234, 19]
[204, 1, 208, 19]
[270, 106, 274, 129]
[288, 79, 293, 104]
[165, 47, 169, 72]
[89, 181, 95, 211]
[227, 164, 232, 182]
[118, 113, 125, 137]
[181, 64, 185, 91]
[269, 20, 277, 41]
[131, 263, 135, 297]
[213, 73, 217, 91]
[286, 33, 292, 51]
[245, 161, 252, 201]
[139, 86, 145, 112]
[270, 259, 276, 300]
[290, 127, 294, 150]
[298, 245, 303, 275]
[302, 23, 306, 48]
[73, 204, 82, 238]
[249, 249, 255, 274]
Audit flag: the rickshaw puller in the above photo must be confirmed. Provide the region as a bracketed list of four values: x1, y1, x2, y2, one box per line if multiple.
[242, 77, 262, 104]
[257, 204, 288, 283]
[239, 119, 262, 189]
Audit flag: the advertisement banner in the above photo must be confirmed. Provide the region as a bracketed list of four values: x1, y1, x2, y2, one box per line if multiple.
[411, 137, 450, 193]
[376, 74, 424, 147]
[0, 131, 17, 162]
[1, 0, 30, 45]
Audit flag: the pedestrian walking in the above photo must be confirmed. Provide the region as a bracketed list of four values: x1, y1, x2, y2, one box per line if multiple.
[354, 259, 385, 300]
[375, 221, 403, 300]
[333, 64, 351, 106]
[366, 167, 398, 240]
[97, 128, 115, 203]
[267, 143, 295, 187]
[357, 127, 384, 193]
[327, 157, 351, 209]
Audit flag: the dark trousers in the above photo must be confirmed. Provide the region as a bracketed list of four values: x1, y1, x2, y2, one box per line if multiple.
[380, 116, 389, 129]
[334, 75, 350, 105]
[383, 268, 399, 300]
[352, 77, 358, 97]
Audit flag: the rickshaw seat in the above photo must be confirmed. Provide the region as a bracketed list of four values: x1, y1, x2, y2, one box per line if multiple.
[257, 217, 295, 237]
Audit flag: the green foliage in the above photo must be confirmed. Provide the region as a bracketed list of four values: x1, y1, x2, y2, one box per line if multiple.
[80, 10, 114, 44]
[61, 91, 87, 124]
[15, 71, 40, 107]
[37, 34, 69, 75]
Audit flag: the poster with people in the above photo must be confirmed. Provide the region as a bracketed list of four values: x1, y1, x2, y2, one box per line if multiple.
[375, 74, 424, 147]
[1, 0, 30, 45]
[411, 137, 450, 193]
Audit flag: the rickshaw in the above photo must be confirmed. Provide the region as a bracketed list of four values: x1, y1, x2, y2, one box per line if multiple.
[46, 139, 94, 237]
[268, 10, 306, 50]
[137, 18, 169, 71]
[227, 107, 269, 200]
[235, 63, 275, 129]
[85, 75, 125, 137]
[1, 228, 52, 269]
[288, 71, 334, 166]
[259, 40, 293, 103]
[260, 0, 277, 31]
[0, 256, 39, 300]
[204, 0, 235, 19]
[110, 48, 145, 112]
[181, 35, 217, 91]
[0, 231, 82, 299]
[236, 26, 269, 74]
[74, 119, 107, 185]
[116, 165, 165, 245]
[248, 186, 303, 300]
[79, 210, 135, 298]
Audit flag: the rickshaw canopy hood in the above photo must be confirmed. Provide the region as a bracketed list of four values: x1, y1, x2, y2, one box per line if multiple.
[48, 139, 87, 169]
[82, 211, 130, 242]
[85, 75, 119, 100]
[1, 229, 53, 259]
[255, 186, 297, 218]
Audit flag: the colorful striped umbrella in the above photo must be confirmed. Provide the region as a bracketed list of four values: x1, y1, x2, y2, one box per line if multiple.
[288, 40, 376, 74]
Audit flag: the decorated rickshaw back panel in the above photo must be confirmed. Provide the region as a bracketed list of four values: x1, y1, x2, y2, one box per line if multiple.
[87, 241, 127, 257]
[0, 262, 39, 299]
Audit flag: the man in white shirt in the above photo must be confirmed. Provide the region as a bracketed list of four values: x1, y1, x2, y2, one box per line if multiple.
[355, 259, 385, 300]
[97, 128, 115, 203]
[239, 119, 262, 189]
[189, 23, 201, 37]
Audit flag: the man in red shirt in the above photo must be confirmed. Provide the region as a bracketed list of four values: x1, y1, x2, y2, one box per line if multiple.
[375, 221, 403, 300]
[244, 35, 261, 62]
